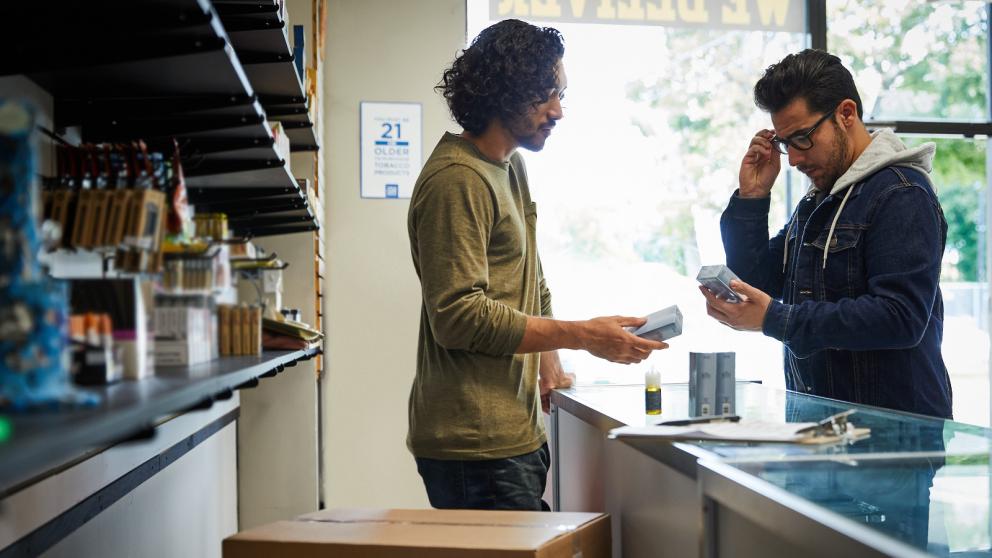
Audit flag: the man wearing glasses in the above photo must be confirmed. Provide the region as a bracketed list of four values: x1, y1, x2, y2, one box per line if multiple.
[701, 49, 952, 419]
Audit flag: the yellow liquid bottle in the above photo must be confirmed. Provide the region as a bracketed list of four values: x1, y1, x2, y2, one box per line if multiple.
[645, 367, 662, 415]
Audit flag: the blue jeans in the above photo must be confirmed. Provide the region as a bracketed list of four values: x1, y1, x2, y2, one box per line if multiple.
[415, 443, 551, 511]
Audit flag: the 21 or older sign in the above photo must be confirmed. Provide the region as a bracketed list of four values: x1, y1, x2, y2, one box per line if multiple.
[492, 0, 803, 32]
[360, 102, 422, 199]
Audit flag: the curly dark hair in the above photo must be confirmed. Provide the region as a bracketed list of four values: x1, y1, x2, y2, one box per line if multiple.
[437, 19, 564, 135]
[754, 49, 863, 119]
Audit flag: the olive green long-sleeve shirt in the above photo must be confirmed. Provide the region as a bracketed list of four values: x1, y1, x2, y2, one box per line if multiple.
[407, 132, 553, 460]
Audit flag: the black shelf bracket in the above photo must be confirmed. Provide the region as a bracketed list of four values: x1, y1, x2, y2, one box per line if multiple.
[186, 186, 301, 202]
[233, 223, 319, 237]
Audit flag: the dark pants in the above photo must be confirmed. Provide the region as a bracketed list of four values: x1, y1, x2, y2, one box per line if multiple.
[415, 443, 551, 511]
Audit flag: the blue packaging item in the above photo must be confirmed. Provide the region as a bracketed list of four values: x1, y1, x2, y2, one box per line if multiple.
[0, 100, 98, 410]
[0, 102, 40, 282]
[293, 25, 306, 81]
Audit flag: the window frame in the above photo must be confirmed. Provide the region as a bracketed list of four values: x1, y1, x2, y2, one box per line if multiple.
[809, 0, 992, 426]
[809, 0, 992, 136]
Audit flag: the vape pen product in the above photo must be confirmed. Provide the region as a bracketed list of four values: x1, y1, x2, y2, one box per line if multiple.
[697, 265, 742, 303]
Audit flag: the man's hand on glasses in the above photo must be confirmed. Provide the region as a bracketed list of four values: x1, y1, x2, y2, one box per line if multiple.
[738, 129, 781, 199]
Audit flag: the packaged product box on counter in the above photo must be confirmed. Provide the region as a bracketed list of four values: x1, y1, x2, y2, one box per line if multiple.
[223, 508, 611, 558]
[689, 352, 736, 417]
[70, 278, 154, 380]
[154, 294, 215, 366]
[161, 243, 232, 295]
[68, 313, 123, 385]
[217, 304, 261, 357]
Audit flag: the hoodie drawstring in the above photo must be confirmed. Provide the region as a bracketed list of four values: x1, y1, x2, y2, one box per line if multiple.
[822, 185, 855, 269]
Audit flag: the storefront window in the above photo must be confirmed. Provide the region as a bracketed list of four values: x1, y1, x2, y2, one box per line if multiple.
[828, 0, 988, 122]
[466, 3, 991, 423]
[828, 0, 990, 425]
[902, 136, 988, 427]
[468, 1, 804, 386]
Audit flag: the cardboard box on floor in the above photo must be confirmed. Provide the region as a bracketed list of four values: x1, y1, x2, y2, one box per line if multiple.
[223, 508, 611, 558]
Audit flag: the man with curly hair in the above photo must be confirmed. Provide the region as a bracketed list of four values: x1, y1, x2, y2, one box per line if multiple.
[407, 19, 667, 511]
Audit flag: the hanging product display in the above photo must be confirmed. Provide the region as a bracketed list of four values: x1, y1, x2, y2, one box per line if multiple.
[42, 139, 191, 273]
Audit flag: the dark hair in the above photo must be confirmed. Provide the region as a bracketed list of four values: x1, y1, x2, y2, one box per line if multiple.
[437, 19, 564, 135]
[753, 49, 863, 120]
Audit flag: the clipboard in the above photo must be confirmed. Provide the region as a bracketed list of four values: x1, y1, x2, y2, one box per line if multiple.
[609, 410, 870, 445]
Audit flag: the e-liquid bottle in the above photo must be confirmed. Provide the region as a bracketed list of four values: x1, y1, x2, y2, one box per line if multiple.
[645, 366, 662, 415]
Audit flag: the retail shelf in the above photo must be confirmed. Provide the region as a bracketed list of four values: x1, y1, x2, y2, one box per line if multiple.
[202, 198, 310, 220]
[217, 4, 317, 153]
[187, 189, 317, 237]
[184, 162, 295, 188]
[283, 122, 320, 152]
[30, 42, 252, 100]
[185, 183, 316, 238]
[183, 158, 287, 179]
[186, 186, 303, 203]
[227, 23, 293, 59]
[5, 1, 254, 101]
[228, 211, 314, 228]
[56, 94, 259, 126]
[241, 55, 306, 103]
[81, 113, 267, 143]
[179, 138, 281, 161]
[213, 2, 282, 17]
[0, 348, 319, 494]
[2, 0, 315, 238]
[232, 222, 319, 238]
[265, 105, 310, 118]
[228, 205, 317, 237]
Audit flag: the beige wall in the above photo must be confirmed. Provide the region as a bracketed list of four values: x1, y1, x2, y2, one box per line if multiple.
[237, 0, 324, 529]
[323, 0, 465, 507]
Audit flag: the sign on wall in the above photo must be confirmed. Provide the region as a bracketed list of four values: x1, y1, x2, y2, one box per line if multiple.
[360, 101, 422, 199]
[491, 0, 804, 32]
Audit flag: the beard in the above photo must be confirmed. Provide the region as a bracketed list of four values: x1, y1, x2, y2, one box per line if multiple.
[506, 114, 550, 152]
[815, 122, 849, 192]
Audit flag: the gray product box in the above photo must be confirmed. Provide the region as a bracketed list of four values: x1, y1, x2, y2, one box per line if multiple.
[715, 352, 736, 416]
[630, 305, 683, 342]
[697, 265, 742, 303]
[689, 352, 718, 417]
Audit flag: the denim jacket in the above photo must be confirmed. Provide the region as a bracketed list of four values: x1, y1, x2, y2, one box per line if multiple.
[720, 132, 952, 418]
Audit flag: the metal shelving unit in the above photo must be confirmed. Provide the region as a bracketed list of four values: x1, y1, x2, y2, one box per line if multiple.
[217, 1, 320, 152]
[0, 0, 319, 238]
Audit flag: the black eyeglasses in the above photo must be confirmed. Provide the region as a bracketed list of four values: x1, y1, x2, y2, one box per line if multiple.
[771, 109, 836, 155]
